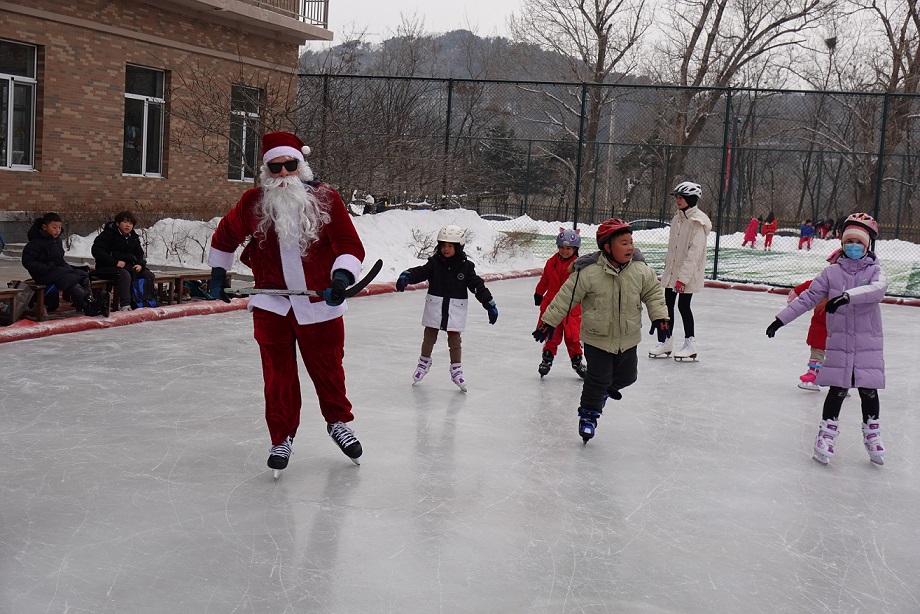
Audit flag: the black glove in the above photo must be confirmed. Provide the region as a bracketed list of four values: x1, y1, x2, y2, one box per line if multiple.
[396, 272, 410, 292]
[765, 318, 784, 338]
[532, 322, 555, 343]
[825, 293, 849, 314]
[323, 269, 354, 306]
[209, 267, 230, 303]
[534, 293, 543, 306]
[648, 319, 668, 335]
[486, 301, 498, 325]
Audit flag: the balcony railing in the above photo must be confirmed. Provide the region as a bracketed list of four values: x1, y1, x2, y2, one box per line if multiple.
[248, 0, 329, 28]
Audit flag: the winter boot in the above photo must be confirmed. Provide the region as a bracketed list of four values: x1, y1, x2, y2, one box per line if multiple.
[268, 435, 294, 478]
[862, 419, 886, 465]
[571, 354, 587, 379]
[673, 337, 698, 362]
[813, 419, 839, 465]
[450, 362, 467, 392]
[412, 355, 432, 385]
[577, 407, 602, 444]
[83, 292, 110, 318]
[798, 361, 822, 391]
[648, 336, 673, 359]
[538, 350, 554, 377]
[327, 422, 362, 465]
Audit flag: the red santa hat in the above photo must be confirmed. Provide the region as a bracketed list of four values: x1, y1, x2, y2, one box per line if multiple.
[262, 131, 312, 163]
[842, 225, 871, 251]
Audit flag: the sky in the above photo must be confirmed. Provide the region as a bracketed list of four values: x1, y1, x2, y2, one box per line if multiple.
[320, 0, 524, 44]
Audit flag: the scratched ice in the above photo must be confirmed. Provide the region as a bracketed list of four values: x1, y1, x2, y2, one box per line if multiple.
[1, 278, 919, 612]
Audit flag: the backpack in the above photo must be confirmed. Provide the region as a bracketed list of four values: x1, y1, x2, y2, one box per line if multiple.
[131, 276, 159, 309]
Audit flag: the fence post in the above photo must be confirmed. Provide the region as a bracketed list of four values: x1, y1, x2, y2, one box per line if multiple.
[572, 83, 588, 229]
[523, 139, 532, 217]
[443, 79, 454, 201]
[320, 73, 329, 160]
[873, 92, 890, 223]
[712, 92, 736, 281]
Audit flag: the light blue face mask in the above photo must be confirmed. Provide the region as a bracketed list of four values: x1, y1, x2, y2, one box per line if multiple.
[844, 243, 866, 259]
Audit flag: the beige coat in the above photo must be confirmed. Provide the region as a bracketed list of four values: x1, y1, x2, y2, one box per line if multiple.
[660, 206, 712, 293]
[543, 253, 668, 354]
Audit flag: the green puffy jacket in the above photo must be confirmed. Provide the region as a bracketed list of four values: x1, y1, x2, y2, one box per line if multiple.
[542, 251, 668, 354]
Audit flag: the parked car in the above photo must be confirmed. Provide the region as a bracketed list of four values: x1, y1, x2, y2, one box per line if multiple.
[627, 218, 670, 231]
[775, 227, 799, 237]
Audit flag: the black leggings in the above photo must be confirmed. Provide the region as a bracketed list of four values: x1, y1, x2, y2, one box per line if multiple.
[822, 386, 880, 422]
[664, 288, 694, 338]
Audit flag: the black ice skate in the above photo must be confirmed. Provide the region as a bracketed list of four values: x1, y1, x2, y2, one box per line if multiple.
[571, 354, 587, 379]
[268, 435, 293, 479]
[328, 421, 362, 465]
[578, 407, 602, 444]
[538, 350, 554, 377]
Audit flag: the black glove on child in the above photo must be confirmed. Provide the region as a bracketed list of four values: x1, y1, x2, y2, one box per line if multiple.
[396, 272, 410, 292]
[532, 322, 555, 343]
[825, 293, 849, 314]
[765, 318, 784, 338]
[533, 293, 543, 306]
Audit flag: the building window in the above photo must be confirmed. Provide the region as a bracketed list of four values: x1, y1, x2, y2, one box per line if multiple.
[0, 39, 37, 169]
[123, 64, 164, 176]
[228, 85, 260, 181]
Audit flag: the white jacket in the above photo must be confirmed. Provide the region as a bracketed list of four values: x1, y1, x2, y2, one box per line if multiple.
[660, 206, 712, 293]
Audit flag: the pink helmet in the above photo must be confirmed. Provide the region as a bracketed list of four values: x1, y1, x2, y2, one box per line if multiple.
[843, 212, 879, 240]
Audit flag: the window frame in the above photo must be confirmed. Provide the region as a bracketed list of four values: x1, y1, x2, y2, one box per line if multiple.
[123, 64, 165, 177]
[227, 84, 261, 182]
[0, 39, 37, 171]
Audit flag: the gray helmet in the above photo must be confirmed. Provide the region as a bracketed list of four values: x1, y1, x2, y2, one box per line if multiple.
[670, 181, 703, 198]
[437, 225, 467, 245]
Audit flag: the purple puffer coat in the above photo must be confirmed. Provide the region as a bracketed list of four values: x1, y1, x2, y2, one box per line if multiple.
[776, 253, 887, 389]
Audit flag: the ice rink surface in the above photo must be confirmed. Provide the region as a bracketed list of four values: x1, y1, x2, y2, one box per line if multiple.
[2, 277, 920, 613]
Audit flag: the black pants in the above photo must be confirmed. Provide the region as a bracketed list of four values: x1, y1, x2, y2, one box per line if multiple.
[95, 266, 155, 306]
[664, 288, 695, 339]
[822, 386, 880, 422]
[580, 344, 638, 411]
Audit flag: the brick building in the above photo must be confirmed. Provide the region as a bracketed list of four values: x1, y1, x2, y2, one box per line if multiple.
[0, 0, 331, 241]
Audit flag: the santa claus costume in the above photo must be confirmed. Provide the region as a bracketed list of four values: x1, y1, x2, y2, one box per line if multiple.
[209, 131, 366, 475]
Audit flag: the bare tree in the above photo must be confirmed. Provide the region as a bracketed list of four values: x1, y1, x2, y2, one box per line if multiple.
[509, 0, 649, 210]
[647, 0, 831, 178]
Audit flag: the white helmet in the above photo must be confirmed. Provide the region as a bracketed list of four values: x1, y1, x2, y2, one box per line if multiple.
[437, 225, 467, 245]
[671, 181, 703, 198]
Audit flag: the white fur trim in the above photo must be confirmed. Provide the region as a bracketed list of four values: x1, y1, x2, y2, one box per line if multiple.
[279, 242, 307, 290]
[263, 146, 304, 163]
[208, 247, 235, 271]
[332, 254, 362, 282]
[302, 145, 311, 157]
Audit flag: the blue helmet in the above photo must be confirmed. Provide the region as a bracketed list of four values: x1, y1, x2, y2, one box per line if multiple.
[556, 228, 581, 248]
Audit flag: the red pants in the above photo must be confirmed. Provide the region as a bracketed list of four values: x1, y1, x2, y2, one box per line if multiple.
[798, 237, 812, 249]
[253, 308, 353, 445]
[764, 234, 774, 249]
[540, 312, 582, 357]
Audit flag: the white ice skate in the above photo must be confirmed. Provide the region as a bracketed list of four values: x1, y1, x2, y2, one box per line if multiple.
[673, 337, 698, 362]
[862, 419, 885, 465]
[648, 336, 673, 359]
[797, 380, 821, 391]
[813, 419, 839, 465]
[267, 435, 294, 479]
[449, 362, 468, 392]
[412, 355, 432, 386]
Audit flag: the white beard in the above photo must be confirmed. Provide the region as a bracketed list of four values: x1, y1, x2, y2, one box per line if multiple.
[257, 166, 330, 255]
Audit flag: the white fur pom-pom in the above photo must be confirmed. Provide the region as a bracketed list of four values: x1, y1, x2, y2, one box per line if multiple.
[301, 145, 311, 157]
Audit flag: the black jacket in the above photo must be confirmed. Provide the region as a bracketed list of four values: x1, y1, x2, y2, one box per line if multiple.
[91, 221, 147, 269]
[21, 218, 88, 290]
[404, 250, 493, 330]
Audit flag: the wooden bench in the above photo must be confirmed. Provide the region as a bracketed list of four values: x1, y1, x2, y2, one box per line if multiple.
[172, 271, 235, 303]
[24, 279, 113, 321]
[0, 287, 24, 325]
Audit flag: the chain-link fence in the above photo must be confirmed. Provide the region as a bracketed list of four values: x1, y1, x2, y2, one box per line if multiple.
[295, 75, 920, 297]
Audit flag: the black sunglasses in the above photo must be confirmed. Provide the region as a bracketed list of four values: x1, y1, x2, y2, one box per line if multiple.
[266, 159, 299, 174]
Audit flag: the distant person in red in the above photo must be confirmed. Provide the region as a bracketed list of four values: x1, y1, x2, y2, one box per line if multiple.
[741, 216, 760, 248]
[534, 228, 586, 378]
[208, 131, 366, 475]
[815, 219, 833, 239]
[798, 219, 815, 249]
[761, 213, 777, 251]
[787, 279, 828, 391]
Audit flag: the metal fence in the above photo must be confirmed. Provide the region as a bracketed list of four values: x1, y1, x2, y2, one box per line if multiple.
[295, 74, 920, 297]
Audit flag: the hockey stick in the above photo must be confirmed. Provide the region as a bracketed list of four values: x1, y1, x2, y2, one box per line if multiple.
[224, 259, 383, 298]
